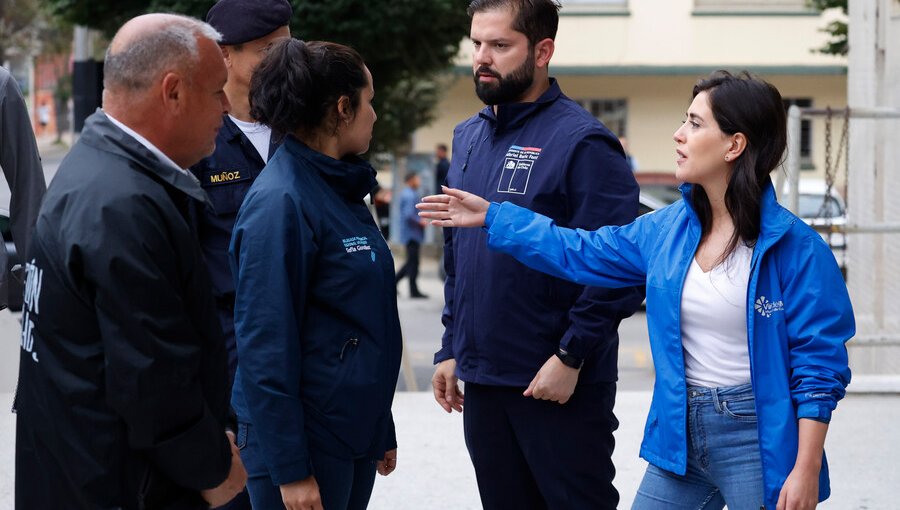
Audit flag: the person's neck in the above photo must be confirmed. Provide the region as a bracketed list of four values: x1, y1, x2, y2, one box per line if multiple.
[225, 81, 253, 123]
[300, 132, 342, 161]
[491, 76, 551, 115]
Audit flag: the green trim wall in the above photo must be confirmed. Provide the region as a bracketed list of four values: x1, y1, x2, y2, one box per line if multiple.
[452, 65, 847, 76]
[691, 10, 820, 17]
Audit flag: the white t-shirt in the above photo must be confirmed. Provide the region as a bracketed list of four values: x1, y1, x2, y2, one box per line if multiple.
[229, 115, 272, 163]
[681, 243, 753, 388]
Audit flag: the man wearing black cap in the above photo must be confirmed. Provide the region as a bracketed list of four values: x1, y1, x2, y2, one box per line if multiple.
[193, 1, 291, 508]
[192, 0, 291, 388]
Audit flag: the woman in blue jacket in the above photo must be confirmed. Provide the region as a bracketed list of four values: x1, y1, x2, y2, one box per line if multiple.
[418, 71, 853, 510]
[229, 39, 402, 510]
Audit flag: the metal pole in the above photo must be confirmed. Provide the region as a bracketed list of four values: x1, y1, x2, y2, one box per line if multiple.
[786, 104, 801, 214]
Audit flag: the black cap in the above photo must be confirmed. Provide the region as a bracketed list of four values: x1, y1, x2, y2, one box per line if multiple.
[206, 0, 292, 46]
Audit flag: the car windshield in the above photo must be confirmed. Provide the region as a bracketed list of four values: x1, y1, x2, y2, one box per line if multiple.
[798, 193, 844, 219]
[640, 184, 682, 205]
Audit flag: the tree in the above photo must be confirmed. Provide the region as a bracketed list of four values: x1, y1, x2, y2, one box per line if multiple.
[810, 0, 847, 56]
[43, 0, 472, 154]
[0, 0, 42, 65]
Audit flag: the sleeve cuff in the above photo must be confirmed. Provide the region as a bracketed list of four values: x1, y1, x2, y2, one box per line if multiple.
[484, 202, 501, 230]
[146, 406, 231, 491]
[796, 402, 833, 424]
[433, 346, 454, 365]
[270, 458, 315, 486]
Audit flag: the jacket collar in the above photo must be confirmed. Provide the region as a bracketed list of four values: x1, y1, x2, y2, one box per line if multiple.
[282, 135, 378, 201]
[478, 78, 562, 134]
[679, 177, 795, 252]
[219, 114, 282, 162]
[81, 109, 211, 207]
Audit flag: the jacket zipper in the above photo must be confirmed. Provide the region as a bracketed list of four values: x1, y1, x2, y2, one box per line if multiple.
[340, 337, 359, 361]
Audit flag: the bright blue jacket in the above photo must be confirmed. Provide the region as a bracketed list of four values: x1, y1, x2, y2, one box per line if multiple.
[483, 181, 854, 508]
[230, 137, 402, 485]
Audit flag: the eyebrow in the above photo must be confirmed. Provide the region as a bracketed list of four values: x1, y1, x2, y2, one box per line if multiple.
[687, 112, 704, 123]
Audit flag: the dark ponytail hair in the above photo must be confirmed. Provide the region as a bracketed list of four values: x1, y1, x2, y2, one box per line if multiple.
[691, 70, 787, 260]
[249, 38, 368, 137]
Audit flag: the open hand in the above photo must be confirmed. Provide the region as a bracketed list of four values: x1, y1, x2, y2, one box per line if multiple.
[417, 186, 490, 228]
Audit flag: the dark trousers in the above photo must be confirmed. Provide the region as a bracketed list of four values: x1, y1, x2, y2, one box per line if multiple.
[463, 382, 619, 510]
[239, 422, 377, 510]
[395, 240, 421, 295]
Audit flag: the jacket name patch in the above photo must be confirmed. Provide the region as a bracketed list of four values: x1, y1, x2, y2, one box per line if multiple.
[497, 145, 541, 195]
[206, 170, 249, 186]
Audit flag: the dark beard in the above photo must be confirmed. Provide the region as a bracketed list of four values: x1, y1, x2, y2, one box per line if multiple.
[473, 54, 535, 106]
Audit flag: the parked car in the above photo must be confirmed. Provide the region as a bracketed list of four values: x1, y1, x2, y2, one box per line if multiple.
[0, 210, 24, 312]
[790, 179, 847, 273]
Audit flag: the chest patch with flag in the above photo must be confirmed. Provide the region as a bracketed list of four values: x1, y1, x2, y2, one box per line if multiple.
[497, 145, 542, 195]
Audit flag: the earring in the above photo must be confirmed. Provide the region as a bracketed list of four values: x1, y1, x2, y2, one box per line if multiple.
[725, 156, 730, 162]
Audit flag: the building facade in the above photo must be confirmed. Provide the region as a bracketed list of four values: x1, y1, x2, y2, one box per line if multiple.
[413, 0, 847, 181]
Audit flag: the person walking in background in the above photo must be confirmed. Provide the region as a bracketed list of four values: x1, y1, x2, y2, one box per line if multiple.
[419, 71, 854, 510]
[230, 38, 401, 510]
[396, 171, 428, 298]
[0, 66, 46, 310]
[192, 0, 292, 384]
[434, 143, 450, 194]
[14, 14, 246, 509]
[430, 1, 644, 508]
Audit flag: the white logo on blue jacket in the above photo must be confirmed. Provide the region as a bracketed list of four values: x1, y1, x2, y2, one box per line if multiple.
[754, 296, 784, 318]
[497, 145, 542, 195]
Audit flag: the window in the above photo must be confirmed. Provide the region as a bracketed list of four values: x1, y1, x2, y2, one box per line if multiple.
[560, 0, 628, 15]
[574, 99, 628, 137]
[783, 98, 813, 168]
[575, 98, 628, 136]
[693, 0, 812, 14]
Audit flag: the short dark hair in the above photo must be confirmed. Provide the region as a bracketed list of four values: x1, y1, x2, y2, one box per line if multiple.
[249, 38, 368, 136]
[404, 171, 419, 183]
[467, 0, 561, 45]
[436, 143, 448, 152]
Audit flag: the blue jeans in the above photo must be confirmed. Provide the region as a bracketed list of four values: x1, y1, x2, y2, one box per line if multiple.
[632, 383, 765, 510]
[237, 422, 377, 510]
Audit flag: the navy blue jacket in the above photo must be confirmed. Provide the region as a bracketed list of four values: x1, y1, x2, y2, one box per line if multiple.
[435, 79, 644, 386]
[191, 115, 279, 300]
[230, 137, 401, 485]
[190, 115, 280, 379]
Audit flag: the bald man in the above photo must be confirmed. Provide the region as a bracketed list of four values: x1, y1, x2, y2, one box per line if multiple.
[14, 14, 246, 510]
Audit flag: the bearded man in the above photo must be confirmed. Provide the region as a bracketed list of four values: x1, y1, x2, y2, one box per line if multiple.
[430, 1, 644, 508]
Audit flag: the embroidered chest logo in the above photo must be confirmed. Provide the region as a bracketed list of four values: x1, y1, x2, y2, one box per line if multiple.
[754, 296, 784, 318]
[497, 145, 542, 195]
[342, 236, 376, 262]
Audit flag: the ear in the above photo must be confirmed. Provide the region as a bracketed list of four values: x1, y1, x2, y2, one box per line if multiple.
[160, 71, 186, 114]
[336, 96, 354, 124]
[221, 46, 233, 68]
[534, 38, 555, 69]
[727, 132, 748, 160]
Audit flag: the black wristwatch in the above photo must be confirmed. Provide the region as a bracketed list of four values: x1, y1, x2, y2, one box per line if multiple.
[555, 347, 584, 369]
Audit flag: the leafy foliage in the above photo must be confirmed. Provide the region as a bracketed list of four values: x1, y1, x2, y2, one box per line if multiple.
[809, 0, 847, 56]
[42, 0, 472, 153]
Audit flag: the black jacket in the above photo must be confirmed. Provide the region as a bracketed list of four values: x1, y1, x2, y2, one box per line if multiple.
[14, 110, 232, 510]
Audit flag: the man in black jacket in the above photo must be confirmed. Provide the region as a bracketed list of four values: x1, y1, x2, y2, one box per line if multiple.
[14, 14, 246, 510]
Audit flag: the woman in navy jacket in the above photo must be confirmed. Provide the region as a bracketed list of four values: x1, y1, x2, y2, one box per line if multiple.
[229, 39, 401, 510]
[419, 72, 853, 510]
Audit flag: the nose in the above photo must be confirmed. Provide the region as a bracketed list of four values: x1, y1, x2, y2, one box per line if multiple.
[673, 123, 686, 143]
[473, 45, 491, 68]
